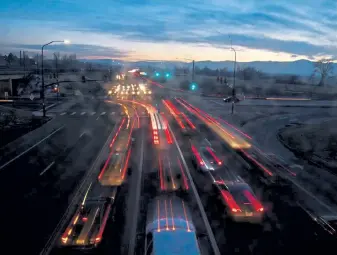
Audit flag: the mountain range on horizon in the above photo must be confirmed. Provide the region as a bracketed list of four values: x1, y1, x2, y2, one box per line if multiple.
[78, 59, 337, 77]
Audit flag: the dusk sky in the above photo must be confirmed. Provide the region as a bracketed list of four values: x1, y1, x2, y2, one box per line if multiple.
[0, 0, 336, 62]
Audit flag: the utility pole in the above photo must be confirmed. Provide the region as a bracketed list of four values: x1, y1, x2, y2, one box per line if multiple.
[23, 51, 26, 73]
[54, 53, 59, 101]
[192, 60, 195, 83]
[41, 40, 68, 117]
[229, 36, 237, 114]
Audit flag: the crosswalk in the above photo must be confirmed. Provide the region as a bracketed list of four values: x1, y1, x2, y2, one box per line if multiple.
[56, 111, 115, 116]
[55, 111, 149, 117]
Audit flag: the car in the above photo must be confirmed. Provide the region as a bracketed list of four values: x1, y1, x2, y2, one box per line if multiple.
[190, 139, 222, 172]
[159, 167, 188, 192]
[223, 96, 240, 103]
[213, 181, 264, 223]
[59, 198, 112, 249]
[143, 195, 202, 255]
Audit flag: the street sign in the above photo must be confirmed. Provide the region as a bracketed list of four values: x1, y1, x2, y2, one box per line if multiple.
[29, 93, 35, 101]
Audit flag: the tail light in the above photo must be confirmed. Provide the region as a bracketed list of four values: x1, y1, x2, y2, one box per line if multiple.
[221, 190, 241, 213]
[243, 190, 264, 212]
[191, 145, 204, 166]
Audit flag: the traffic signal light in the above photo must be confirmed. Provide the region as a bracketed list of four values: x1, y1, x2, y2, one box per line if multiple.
[155, 72, 160, 77]
[190, 82, 197, 91]
[165, 73, 170, 78]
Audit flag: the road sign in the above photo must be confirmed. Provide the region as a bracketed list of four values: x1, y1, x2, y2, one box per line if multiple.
[29, 93, 35, 101]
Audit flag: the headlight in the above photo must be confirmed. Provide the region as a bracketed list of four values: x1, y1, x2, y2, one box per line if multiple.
[148, 91, 152, 94]
[108, 90, 112, 95]
[137, 92, 140, 95]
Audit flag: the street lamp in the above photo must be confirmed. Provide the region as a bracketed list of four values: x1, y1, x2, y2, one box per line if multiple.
[41, 40, 70, 117]
[228, 36, 237, 114]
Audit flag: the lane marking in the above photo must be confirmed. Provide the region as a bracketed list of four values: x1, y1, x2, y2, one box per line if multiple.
[128, 124, 145, 255]
[91, 112, 96, 115]
[168, 123, 221, 255]
[80, 132, 86, 138]
[101, 112, 106, 115]
[60, 112, 66, 116]
[0, 125, 65, 171]
[71, 112, 76, 115]
[210, 100, 224, 106]
[39, 161, 55, 176]
[39, 103, 57, 112]
[40, 119, 120, 255]
[81, 112, 86, 115]
[45, 103, 57, 110]
[111, 112, 115, 115]
[96, 116, 100, 120]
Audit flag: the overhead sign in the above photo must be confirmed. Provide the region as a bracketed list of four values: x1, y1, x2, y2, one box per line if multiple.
[29, 93, 35, 101]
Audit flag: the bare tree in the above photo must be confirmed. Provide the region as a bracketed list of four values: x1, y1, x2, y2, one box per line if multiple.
[4, 53, 15, 66]
[53, 52, 60, 78]
[0, 110, 17, 131]
[313, 58, 333, 86]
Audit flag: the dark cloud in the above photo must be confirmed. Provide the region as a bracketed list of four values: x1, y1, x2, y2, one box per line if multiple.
[1, 0, 336, 59]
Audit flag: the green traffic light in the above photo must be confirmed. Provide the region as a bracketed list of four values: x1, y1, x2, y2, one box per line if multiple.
[165, 73, 170, 78]
[190, 82, 197, 90]
[155, 72, 160, 77]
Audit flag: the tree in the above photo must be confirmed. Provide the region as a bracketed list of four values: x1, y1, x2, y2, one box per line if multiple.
[4, 53, 15, 66]
[0, 110, 17, 131]
[53, 52, 60, 78]
[313, 58, 333, 86]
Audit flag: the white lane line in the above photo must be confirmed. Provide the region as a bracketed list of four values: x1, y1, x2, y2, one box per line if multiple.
[39, 161, 55, 176]
[111, 112, 115, 115]
[40, 120, 120, 255]
[0, 125, 65, 171]
[60, 112, 66, 116]
[80, 132, 86, 138]
[168, 123, 221, 255]
[91, 112, 96, 115]
[96, 116, 100, 120]
[210, 100, 224, 106]
[39, 103, 57, 112]
[45, 103, 57, 110]
[81, 112, 86, 115]
[128, 126, 145, 255]
[287, 174, 336, 214]
[101, 112, 106, 115]
[71, 112, 76, 115]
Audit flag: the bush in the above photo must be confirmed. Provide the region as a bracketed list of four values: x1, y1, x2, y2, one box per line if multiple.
[199, 78, 216, 93]
[179, 80, 190, 90]
[264, 87, 283, 96]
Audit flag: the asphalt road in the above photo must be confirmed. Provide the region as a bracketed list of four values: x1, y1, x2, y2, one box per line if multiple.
[186, 97, 337, 214]
[3, 79, 337, 255]
[0, 82, 122, 254]
[168, 97, 336, 254]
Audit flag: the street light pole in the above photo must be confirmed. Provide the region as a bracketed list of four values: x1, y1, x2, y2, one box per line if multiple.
[54, 53, 59, 101]
[41, 40, 69, 117]
[229, 36, 237, 114]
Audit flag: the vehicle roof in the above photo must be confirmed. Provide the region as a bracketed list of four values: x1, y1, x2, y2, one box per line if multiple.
[226, 182, 250, 189]
[153, 229, 201, 255]
[146, 195, 196, 233]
